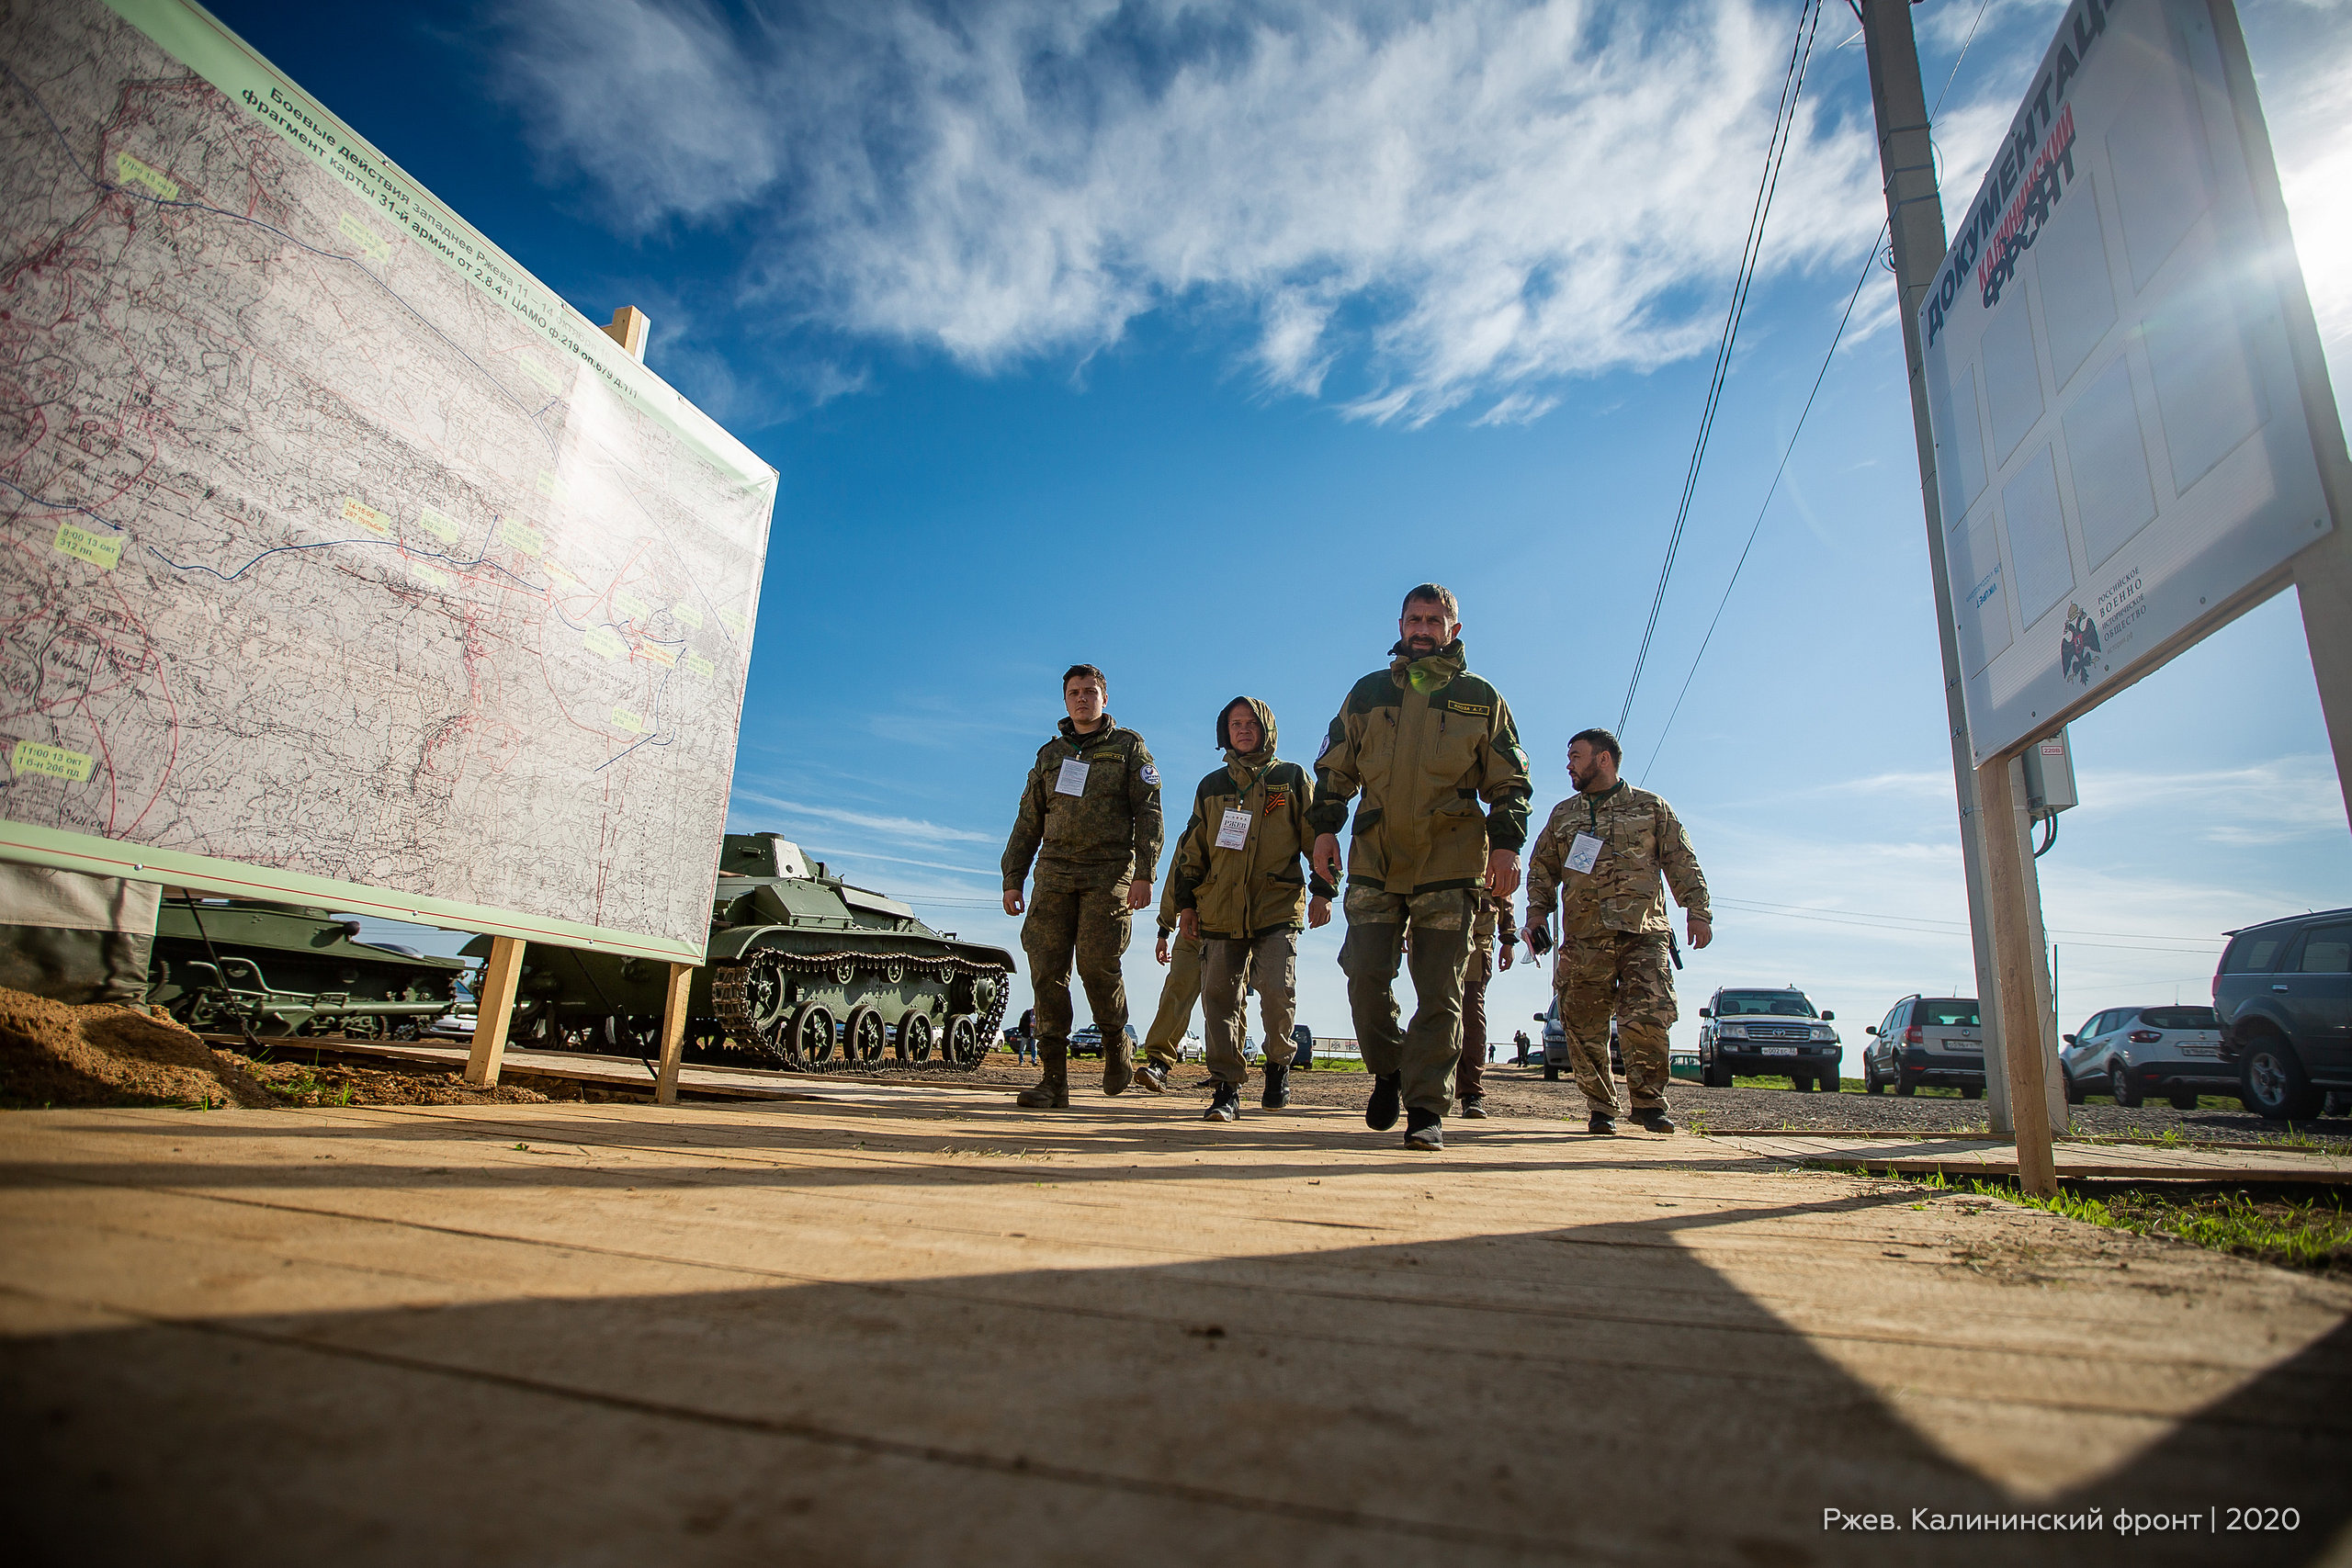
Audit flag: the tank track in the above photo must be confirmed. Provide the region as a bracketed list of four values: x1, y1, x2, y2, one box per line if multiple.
[708, 947, 1010, 1075]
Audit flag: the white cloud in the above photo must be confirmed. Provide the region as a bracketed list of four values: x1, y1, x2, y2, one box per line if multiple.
[492, 0, 1883, 423]
[729, 790, 998, 846]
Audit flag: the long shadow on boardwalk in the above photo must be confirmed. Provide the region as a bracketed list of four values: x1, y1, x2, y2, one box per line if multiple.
[5, 1196, 2346, 1567]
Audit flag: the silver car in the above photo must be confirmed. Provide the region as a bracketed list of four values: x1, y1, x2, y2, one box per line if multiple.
[2061, 1005, 2226, 1108]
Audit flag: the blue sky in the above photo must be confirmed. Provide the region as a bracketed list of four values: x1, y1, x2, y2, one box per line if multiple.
[253, 0, 2352, 1058]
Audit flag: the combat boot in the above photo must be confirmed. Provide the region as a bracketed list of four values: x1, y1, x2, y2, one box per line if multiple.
[1404, 1108, 1443, 1151]
[1014, 1043, 1069, 1110]
[1204, 1080, 1240, 1122]
[1587, 1112, 1617, 1135]
[1364, 1072, 1401, 1132]
[1102, 1032, 1135, 1097]
[1632, 1108, 1677, 1134]
[1261, 1062, 1290, 1110]
[1136, 1060, 1170, 1094]
[1460, 1094, 1487, 1119]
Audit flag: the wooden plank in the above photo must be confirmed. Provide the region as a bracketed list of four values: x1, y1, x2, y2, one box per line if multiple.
[601, 305, 650, 362]
[463, 934, 526, 1088]
[1977, 755, 2060, 1195]
[653, 961, 695, 1105]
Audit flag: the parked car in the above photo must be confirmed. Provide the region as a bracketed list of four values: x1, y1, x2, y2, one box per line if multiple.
[2060, 1005, 2226, 1108]
[1861, 997, 1984, 1097]
[1068, 1022, 1139, 1059]
[1531, 998, 1619, 1082]
[2215, 908, 2352, 1121]
[1292, 1024, 1314, 1070]
[1696, 987, 1841, 1090]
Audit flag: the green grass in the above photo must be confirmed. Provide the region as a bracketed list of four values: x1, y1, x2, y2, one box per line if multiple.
[1903, 1169, 2352, 1276]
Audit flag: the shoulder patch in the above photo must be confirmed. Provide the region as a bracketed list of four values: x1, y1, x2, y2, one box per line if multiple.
[1139, 763, 1159, 788]
[1316, 732, 1332, 760]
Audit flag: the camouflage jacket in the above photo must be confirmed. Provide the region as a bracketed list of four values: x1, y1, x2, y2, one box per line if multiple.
[1525, 782, 1710, 941]
[1001, 715, 1164, 894]
[1474, 888, 1518, 946]
[1306, 639, 1532, 897]
[1170, 698, 1337, 940]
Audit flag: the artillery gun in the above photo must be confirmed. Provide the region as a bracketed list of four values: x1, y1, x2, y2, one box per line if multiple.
[476, 833, 1014, 1073]
[148, 897, 466, 1037]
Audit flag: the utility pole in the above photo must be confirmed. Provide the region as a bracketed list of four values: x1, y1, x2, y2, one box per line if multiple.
[1859, 0, 2061, 1190]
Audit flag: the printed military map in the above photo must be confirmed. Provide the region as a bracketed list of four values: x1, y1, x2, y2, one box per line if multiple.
[0, 0, 775, 956]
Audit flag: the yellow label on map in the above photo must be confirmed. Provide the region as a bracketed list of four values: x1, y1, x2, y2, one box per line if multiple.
[718, 609, 748, 639]
[337, 211, 390, 263]
[498, 517, 542, 556]
[341, 496, 390, 535]
[582, 626, 627, 660]
[417, 506, 462, 543]
[12, 740, 95, 782]
[115, 152, 178, 201]
[639, 642, 677, 669]
[684, 653, 716, 681]
[51, 521, 121, 569]
[613, 590, 650, 620]
[611, 706, 645, 734]
[519, 357, 562, 395]
[545, 558, 580, 588]
[670, 603, 705, 630]
[410, 561, 450, 592]
[534, 468, 571, 502]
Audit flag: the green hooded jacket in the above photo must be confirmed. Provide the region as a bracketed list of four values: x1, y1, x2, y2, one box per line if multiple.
[1306, 639, 1532, 897]
[1170, 698, 1337, 940]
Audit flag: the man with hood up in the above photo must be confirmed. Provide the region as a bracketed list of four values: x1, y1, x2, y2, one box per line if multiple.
[1168, 697, 1334, 1121]
[1308, 584, 1532, 1151]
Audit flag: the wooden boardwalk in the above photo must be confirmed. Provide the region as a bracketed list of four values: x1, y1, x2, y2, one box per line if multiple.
[1713, 1132, 2352, 1184]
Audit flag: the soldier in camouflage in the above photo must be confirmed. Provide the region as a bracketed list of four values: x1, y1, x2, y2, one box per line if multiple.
[1523, 728, 1712, 1134]
[1136, 877, 1207, 1093]
[1309, 584, 1532, 1152]
[1454, 889, 1518, 1118]
[1001, 664, 1163, 1110]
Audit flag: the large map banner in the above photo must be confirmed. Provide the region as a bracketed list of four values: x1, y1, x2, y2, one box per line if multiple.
[0, 0, 776, 960]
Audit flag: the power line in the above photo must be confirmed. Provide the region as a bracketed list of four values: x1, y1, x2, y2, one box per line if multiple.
[1617, 0, 1825, 738]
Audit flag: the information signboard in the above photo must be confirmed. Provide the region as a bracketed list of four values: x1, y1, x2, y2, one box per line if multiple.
[0, 0, 775, 961]
[1918, 0, 2335, 762]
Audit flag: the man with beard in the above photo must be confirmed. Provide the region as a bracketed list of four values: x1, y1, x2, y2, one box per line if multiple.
[1307, 585, 1532, 1151]
[1001, 664, 1162, 1110]
[1523, 728, 1712, 1134]
[1168, 697, 1334, 1121]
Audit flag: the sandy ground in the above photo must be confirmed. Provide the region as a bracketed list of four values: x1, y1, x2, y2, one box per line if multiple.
[4, 1089, 2348, 1567]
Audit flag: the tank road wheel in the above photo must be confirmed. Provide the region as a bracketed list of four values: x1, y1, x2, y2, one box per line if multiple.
[883, 961, 906, 986]
[898, 1011, 934, 1065]
[944, 1013, 983, 1067]
[844, 1005, 888, 1068]
[791, 1002, 838, 1069]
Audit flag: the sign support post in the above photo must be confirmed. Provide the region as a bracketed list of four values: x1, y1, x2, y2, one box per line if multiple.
[465, 935, 527, 1089]
[1860, 0, 2065, 1166]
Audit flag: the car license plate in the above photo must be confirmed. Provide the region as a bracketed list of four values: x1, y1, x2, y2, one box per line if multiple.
[1761, 1046, 1797, 1056]
[2179, 1043, 2220, 1058]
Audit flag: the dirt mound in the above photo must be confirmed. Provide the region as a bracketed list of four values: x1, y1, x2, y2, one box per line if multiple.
[0, 987, 274, 1110]
[224, 1051, 549, 1108]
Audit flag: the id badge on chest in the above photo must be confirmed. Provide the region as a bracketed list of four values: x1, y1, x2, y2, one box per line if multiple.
[1054, 758, 1090, 796]
[1566, 831, 1602, 875]
[1216, 807, 1252, 850]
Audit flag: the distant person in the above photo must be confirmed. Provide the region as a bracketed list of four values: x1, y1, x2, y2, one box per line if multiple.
[1513, 1029, 1532, 1065]
[1170, 697, 1331, 1121]
[1013, 1007, 1036, 1065]
[1523, 728, 1711, 1135]
[1136, 877, 1233, 1094]
[1453, 889, 1518, 1118]
[1308, 583, 1532, 1151]
[1001, 664, 1162, 1110]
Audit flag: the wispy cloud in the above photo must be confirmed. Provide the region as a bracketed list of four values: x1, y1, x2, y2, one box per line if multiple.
[490, 0, 1883, 424]
[729, 790, 997, 846]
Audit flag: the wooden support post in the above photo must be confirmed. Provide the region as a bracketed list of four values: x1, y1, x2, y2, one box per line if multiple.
[602, 306, 650, 363]
[465, 935, 527, 1088]
[654, 961, 695, 1105]
[1975, 758, 2058, 1196]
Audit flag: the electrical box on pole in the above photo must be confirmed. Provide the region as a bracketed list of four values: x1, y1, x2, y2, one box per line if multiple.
[2023, 730, 2077, 821]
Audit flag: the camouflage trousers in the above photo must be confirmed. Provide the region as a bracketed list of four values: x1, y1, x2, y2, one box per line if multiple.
[1203, 928, 1296, 1086]
[1023, 886, 1132, 1049]
[1141, 930, 1205, 1068]
[1454, 946, 1494, 1102]
[1555, 931, 1677, 1115]
[1340, 886, 1475, 1116]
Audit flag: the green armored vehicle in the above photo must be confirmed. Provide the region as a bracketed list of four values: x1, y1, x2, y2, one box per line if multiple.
[478, 833, 1014, 1073]
[148, 898, 467, 1037]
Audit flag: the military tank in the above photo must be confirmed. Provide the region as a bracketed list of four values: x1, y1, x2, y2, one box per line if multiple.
[473, 833, 1015, 1073]
[147, 897, 468, 1037]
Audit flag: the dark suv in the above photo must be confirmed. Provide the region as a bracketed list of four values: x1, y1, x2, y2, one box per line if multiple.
[2215, 908, 2352, 1121]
